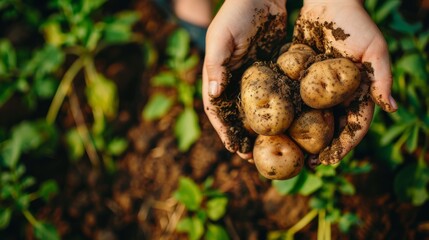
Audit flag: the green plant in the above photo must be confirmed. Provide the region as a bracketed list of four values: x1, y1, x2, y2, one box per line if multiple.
[142, 28, 201, 152]
[364, 0, 429, 206]
[173, 177, 230, 240]
[268, 152, 370, 239]
[1, 0, 140, 238]
[40, 0, 138, 170]
[0, 121, 60, 239]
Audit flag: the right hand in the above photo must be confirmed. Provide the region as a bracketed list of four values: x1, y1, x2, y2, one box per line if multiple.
[202, 0, 287, 159]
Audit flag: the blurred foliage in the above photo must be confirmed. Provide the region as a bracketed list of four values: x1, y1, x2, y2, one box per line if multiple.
[142, 28, 201, 152]
[1, 0, 139, 238]
[174, 177, 230, 240]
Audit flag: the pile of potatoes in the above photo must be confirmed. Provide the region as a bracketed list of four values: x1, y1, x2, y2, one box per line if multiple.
[240, 44, 361, 180]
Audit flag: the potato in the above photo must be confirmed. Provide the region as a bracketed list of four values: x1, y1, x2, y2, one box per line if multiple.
[288, 109, 335, 154]
[277, 44, 315, 80]
[253, 134, 304, 180]
[240, 62, 294, 136]
[300, 58, 361, 109]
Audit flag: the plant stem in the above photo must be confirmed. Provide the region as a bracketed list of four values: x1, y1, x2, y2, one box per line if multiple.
[286, 209, 318, 240]
[22, 209, 39, 227]
[317, 209, 325, 240]
[68, 88, 100, 167]
[46, 58, 83, 124]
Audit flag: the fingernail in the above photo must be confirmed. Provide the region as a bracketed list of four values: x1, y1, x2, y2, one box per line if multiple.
[389, 95, 398, 110]
[209, 81, 220, 97]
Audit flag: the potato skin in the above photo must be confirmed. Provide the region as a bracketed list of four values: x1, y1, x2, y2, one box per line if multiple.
[277, 44, 315, 80]
[288, 109, 335, 154]
[300, 58, 361, 109]
[253, 134, 304, 180]
[240, 63, 294, 136]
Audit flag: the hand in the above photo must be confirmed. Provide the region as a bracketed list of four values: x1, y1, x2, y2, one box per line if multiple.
[294, 0, 398, 164]
[202, 0, 287, 159]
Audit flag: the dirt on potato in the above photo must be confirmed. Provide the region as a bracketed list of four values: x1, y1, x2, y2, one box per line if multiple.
[211, 62, 301, 153]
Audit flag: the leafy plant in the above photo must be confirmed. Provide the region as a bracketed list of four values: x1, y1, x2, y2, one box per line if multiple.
[0, 121, 60, 239]
[268, 152, 370, 239]
[364, 0, 429, 206]
[1, 0, 140, 238]
[173, 177, 230, 240]
[143, 28, 201, 152]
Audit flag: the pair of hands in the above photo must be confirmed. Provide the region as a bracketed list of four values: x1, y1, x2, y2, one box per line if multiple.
[202, 0, 397, 164]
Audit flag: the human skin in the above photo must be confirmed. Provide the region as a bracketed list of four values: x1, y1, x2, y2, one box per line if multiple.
[202, 0, 397, 161]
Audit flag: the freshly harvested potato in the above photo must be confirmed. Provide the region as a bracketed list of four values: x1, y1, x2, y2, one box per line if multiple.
[277, 44, 315, 80]
[253, 134, 304, 180]
[288, 109, 335, 154]
[300, 58, 361, 109]
[240, 62, 294, 136]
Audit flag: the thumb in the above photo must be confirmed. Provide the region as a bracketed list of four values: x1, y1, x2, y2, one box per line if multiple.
[204, 28, 235, 98]
[362, 36, 398, 112]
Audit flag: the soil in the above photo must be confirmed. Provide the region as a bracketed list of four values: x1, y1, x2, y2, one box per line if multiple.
[2, 1, 429, 240]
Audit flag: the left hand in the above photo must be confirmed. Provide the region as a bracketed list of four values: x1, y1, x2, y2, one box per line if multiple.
[294, 0, 397, 164]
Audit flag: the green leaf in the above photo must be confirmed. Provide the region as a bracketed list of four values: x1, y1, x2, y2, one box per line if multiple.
[338, 178, 356, 195]
[380, 122, 411, 146]
[178, 82, 194, 107]
[0, 81, 16, 107]
[34, 222, 60, 240]
[394, 163, 429, 206]
[202, 177, 214, 191]
[176, 216, 204, 240]
[396, 53, 428, 83]
[23, 45, 64, 80]
[309, 197, 328, 209]
[142, 94, 174, 120]
[338, 213, 361, 233]
[107, 138, 128, 156]
[65, 128, 85, 161]
[42, 21, 68, 47]
[86, 73, 118, 119]
[207, 197, 228, 221]
[272, 174, 301, 195]
[38, 180, 59, 202]
[0, 39, 16, 76]
[174, 177, 202, 211]
[82, 0, 107, 15]
[17, 194, 30, 210]
[167, 28, 190, 61]
[296, 170, 323, 196]
[206, 224, 230, 240]
[20, 176, 36, 189]
[405, 124, 419, 153]
[0, 208, 12, 229]
[33, 77, 58, 99]
[390, 11, 422, 34]
[174, 108, 201, 152]
[151, 71, 177, 87]
[1, 137, 21, 168]
[316, 165, 336, 177]
[374, 0, 400, 23]
[102, 11, 139, 43]
[179, 54, 199, 72]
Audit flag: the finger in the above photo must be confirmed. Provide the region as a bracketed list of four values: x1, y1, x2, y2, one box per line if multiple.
[202, 66, 237, 153]
[237, 151, 253, 160]
[362, 36, 398, 113]
[204, 24, 235, 98]
[319, 81, 375, 165]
